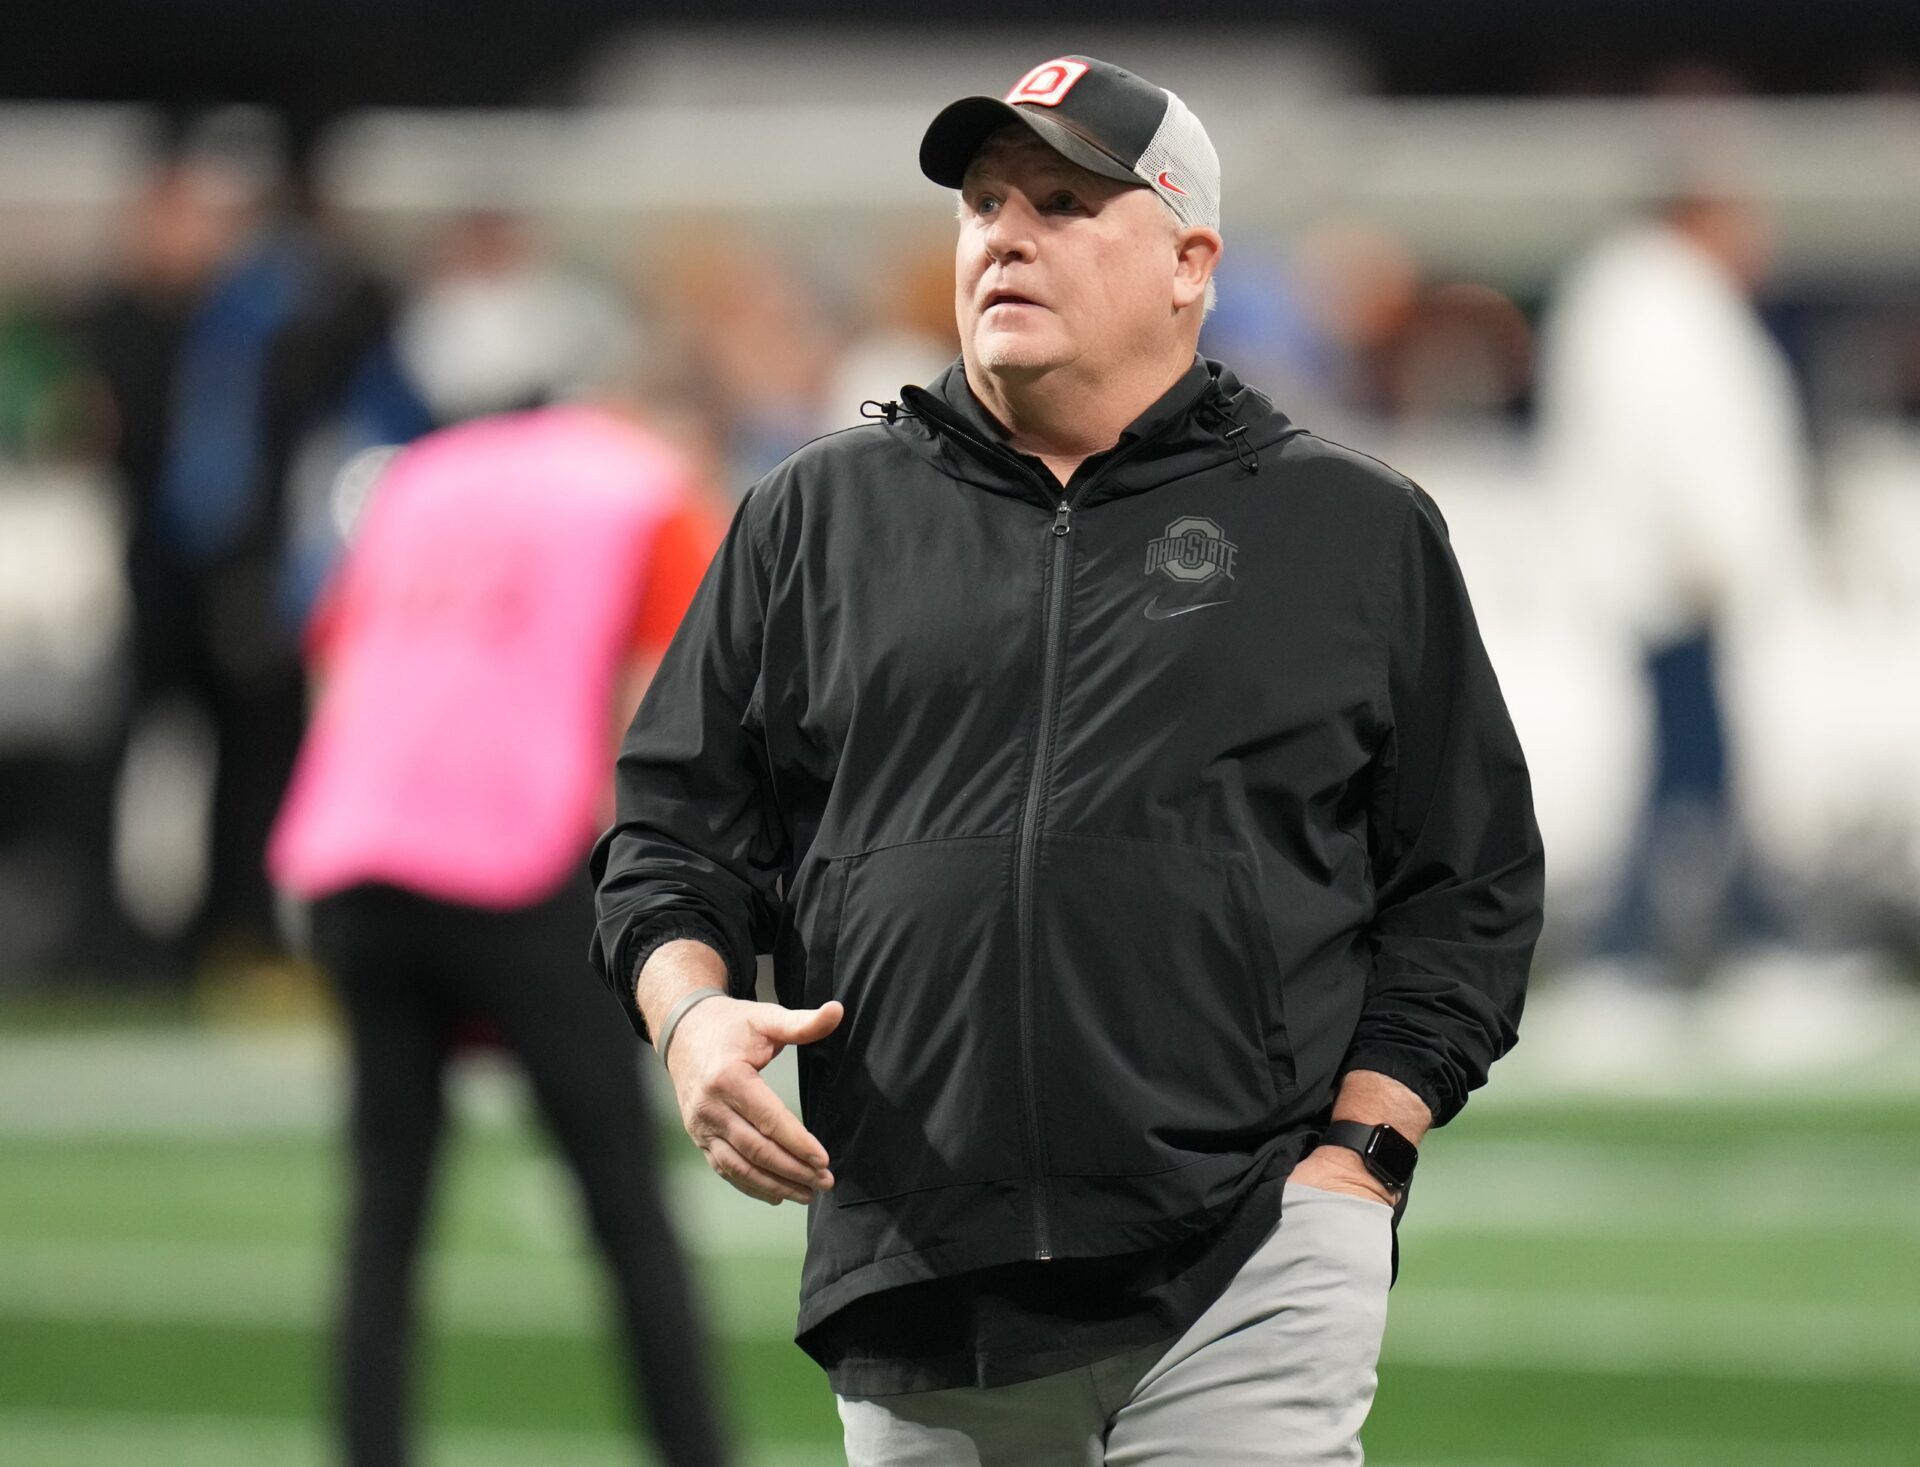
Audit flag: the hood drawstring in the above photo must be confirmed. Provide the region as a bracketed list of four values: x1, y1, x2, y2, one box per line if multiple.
[860, 398, 917, 424]
[1198, 384, 1259, 475]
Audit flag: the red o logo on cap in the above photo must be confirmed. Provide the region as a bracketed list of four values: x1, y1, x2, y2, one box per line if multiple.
[1004, 58, 1089, 108]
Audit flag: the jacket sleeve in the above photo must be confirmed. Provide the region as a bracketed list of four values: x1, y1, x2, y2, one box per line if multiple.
[588, 488, 786, 1039]
[1341, 482, 1546, 1125]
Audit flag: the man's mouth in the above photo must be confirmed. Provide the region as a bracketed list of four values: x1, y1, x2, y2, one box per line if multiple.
[983, 289, 1042, 310]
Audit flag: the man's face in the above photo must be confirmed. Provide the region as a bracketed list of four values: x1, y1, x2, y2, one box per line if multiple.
[956, 127, 1192, 383]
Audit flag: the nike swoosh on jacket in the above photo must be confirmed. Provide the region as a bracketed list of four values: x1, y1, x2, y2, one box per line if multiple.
[1143, 594, 1232, 620]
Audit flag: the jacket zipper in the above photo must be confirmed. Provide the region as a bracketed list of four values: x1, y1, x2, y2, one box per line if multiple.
[897, 397, 1069, 1259]
[1014, 497, 1075, 1260]
[901, 391, 1193, 1263]
[1011, 439, 1174, 1261]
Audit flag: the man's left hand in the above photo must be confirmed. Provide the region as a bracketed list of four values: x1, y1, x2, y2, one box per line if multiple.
[1286, 1143, 1399, 1208]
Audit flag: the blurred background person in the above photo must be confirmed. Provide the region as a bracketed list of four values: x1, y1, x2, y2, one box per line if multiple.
[265, 336, 734, 1465]
[0, 260, 126, 981]
[82, 109, 398, 982]
[276, 208, 631, 628]
[1532, 173, 1872, 1075]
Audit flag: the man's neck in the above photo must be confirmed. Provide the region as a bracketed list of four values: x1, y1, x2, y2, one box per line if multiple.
[967, 351, 1196, 491]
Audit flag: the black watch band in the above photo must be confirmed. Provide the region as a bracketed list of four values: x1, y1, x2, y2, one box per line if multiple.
[1324, 1120, 1419, 1190]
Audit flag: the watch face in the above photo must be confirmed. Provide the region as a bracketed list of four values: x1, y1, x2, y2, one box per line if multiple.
[1366, 1126, 1419, 1187]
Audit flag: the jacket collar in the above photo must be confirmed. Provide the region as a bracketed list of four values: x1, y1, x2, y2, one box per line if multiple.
[895, 354, 1300, 509]
[933, 355, 1213, 457]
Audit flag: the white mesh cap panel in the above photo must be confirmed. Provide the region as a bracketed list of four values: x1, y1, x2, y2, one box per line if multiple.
[1134, 89, 1220, 233]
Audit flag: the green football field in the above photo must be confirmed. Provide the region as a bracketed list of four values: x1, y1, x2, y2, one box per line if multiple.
[2, 999, 1917, 1466]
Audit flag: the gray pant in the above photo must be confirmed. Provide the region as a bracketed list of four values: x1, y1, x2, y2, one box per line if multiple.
[836, 1180, 1395, 1466]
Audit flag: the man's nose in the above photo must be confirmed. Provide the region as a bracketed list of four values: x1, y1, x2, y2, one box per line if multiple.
[982, 200, 1037, 265]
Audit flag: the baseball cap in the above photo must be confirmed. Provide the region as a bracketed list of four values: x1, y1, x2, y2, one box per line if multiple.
[920, 55, 1221, 234]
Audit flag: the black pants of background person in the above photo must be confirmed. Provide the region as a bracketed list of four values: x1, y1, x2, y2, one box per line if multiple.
[310, 873, 733, 1467]
[130, 551, 306, 972]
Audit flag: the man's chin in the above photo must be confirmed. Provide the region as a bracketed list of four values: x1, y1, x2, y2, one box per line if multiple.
[973, 332, 1066, 376]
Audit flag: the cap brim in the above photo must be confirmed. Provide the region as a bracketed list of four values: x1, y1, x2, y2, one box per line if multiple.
[919, 96, 1142, 191]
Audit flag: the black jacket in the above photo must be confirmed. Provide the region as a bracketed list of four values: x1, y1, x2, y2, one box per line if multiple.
[590, 355, 1545, 1336]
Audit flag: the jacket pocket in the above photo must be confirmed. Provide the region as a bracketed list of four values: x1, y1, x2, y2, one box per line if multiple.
[801, 836, 1026, 1204]
[1034, 834, 1283, 1178]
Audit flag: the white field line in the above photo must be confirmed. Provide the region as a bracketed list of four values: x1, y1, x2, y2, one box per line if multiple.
[1399, 1141, 1920, 1232]
[0, 1033, 343, 1136]
[19, 1152, 1913, 1266]
[0, 1235, 801, 1338]
[1601, 1441, 1919, 1467]
[4, 1019, 1920, 1138]
[0, 1413, 1897, 1467]
[474, 1139, 1920, 1262]
[0, 1410, 845, 1467]
[1382, 1288, 1920, 1381]
[2, 1236, 1918, 1382]
[663, 1144, 1920, 1256]
[660, 1140, 1920, 1247]
[16, 1141, 1910, 1263]
[0, 1032, 720, 1139]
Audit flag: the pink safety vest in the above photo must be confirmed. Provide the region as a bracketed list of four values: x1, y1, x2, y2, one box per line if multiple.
[269, 405, 689, 908]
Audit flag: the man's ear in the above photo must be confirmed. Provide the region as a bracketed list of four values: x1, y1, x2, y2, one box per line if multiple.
[1173, 226, 1223, 312]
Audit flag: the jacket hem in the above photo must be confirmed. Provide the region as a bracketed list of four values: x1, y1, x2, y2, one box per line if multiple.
[794, 1135, 1303, 1338]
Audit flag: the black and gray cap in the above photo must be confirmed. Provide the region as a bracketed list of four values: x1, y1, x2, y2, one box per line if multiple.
[919, 55, 1221, 233]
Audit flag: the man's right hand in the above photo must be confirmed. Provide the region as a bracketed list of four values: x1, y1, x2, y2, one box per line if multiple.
[663, 993, 844, 1207]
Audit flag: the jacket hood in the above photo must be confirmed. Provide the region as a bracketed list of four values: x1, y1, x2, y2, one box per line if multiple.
[877, 355, 1303, 509]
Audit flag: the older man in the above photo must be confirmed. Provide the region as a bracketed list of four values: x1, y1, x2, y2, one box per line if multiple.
[591, 54, 1544, 1466]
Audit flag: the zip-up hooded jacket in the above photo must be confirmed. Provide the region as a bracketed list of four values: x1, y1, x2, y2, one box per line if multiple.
[590, 355, 1545, 1338]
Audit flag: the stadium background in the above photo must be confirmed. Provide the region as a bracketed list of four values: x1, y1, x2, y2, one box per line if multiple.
[2, 3, 1918, 1463]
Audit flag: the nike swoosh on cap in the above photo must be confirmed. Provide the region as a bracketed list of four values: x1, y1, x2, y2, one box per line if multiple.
[1143, 595, 1230, 621]
[1155, 170, 1188, 196]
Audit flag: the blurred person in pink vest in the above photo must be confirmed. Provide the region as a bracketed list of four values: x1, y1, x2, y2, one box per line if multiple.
[268, 389, 735, 1467]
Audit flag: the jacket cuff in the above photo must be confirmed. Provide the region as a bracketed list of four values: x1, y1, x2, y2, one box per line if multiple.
[1336, 1046, 1455, 1128]
[622, 917, 734, 1043]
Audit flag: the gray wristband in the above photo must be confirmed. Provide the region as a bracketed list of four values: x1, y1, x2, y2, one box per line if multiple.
[656, 986, 727, 1068]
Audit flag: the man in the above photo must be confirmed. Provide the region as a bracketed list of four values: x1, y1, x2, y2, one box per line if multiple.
[592, 54, 1544, 1465]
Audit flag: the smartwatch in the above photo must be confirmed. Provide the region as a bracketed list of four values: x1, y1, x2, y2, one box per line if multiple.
[1323, 1120, 1419, 1192]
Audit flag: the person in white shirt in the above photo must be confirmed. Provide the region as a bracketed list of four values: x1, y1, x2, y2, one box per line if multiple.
[1534, 190, 1806, 1050]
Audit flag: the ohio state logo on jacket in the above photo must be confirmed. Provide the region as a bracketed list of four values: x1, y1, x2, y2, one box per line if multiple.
[1145, 515, 1239, 583]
